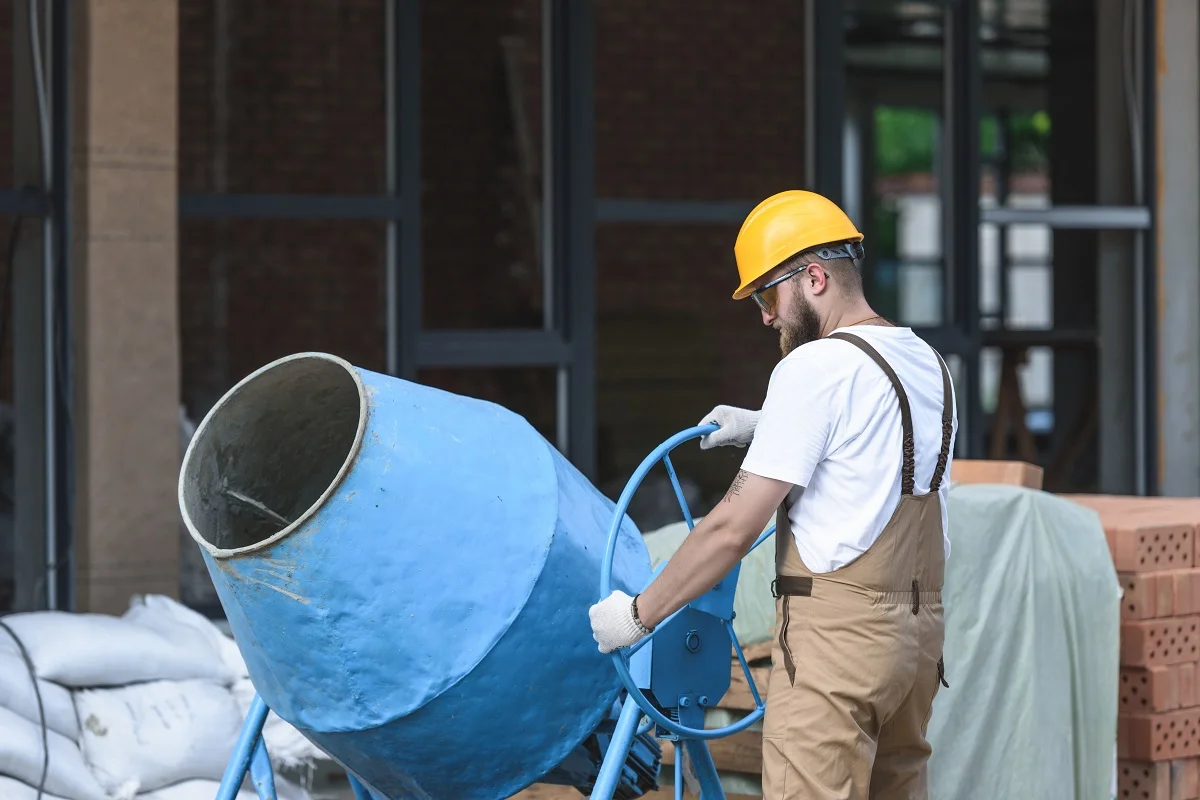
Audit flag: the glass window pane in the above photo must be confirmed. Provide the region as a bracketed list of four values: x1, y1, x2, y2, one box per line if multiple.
[179, 219, 387, 421]
[1006, 264, 1052, 329]
[0, 213, 13, 609]
[595, 222, 773, 526]
[896, 264, 943, 326]
[1005, 223, 1051, 262]
[865, 107, 943, 325]
[595, 5, 805, 201]
[0, 4, 12, 190]
[420, 2, 546, 329]
[416, 367, 557, 446]
[179, 1, 386, 194]
[978, 221, 999, 319]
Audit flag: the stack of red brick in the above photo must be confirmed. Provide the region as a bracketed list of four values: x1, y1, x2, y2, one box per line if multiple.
[1068, 495, 1200, 800]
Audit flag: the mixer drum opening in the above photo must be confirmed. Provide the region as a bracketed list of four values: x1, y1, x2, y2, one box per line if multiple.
[180, 353, 366, 554]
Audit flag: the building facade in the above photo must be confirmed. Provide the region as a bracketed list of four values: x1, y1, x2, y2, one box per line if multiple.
[0, 0, 1195, 614]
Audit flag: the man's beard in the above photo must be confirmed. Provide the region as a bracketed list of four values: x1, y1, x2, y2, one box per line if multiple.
[778, 294, 823, 356]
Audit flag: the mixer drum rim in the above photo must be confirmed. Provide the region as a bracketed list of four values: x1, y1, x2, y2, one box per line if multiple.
[178, 351, 369, 559]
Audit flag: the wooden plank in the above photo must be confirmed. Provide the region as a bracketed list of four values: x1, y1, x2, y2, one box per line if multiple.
[510, 780, 762, 800]
[661, 730, 763, 776]
[951, 459, 1044, 489]
[738, 640, 773, 665]
[720, 664, 770, 711]
[645, 790, 760, 800]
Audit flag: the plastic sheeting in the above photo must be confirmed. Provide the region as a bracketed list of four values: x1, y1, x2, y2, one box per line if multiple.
[927, 484, 1120, 800]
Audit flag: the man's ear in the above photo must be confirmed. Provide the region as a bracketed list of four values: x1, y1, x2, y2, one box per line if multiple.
[808, 264, 830, 295]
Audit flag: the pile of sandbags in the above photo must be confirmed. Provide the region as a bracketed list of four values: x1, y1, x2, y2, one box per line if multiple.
[0, 594, 325, 799]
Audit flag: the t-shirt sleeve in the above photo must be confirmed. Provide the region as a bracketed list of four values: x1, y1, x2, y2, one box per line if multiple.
[740, 345, 845, 488]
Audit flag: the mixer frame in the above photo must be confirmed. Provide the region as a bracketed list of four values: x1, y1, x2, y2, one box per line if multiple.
[592, 423, 774, 800]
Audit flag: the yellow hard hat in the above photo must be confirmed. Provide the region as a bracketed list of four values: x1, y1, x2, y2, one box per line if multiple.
[732, 190, 864, 300]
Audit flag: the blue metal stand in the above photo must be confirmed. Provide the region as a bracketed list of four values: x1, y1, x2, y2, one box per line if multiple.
[215, 692, 278, 800]
[682, 739, 725, 799]
[346, 773, 375, 800]
[590, 695, 645, 800]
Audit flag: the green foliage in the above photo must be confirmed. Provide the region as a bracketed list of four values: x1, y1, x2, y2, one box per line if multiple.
[874, 106, 1050, 176]
[875, 107, 937, 175]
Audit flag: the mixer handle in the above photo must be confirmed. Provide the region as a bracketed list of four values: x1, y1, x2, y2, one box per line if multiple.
[599, 423, 770, 744]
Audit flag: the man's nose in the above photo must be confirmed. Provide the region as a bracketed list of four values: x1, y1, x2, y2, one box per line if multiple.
[760, 306, 775, 326]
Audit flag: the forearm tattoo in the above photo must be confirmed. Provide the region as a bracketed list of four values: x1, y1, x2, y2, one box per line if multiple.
[723, 470, 749, 503]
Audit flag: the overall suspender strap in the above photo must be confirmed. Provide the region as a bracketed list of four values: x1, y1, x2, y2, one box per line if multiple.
[828, 332, 916, 495]
[929, 350, 955, 491]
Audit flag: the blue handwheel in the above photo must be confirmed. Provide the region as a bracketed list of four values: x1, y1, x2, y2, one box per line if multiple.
[600, 423, 773, 740]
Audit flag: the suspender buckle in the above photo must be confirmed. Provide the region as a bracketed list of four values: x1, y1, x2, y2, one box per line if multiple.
[770, 578, 779, 599]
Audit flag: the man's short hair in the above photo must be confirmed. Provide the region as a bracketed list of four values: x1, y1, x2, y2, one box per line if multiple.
[780, 240, 865, 296]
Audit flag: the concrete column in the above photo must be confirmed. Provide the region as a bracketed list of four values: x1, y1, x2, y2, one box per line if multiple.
[71, 0, 181, 612]
[1155, 0, 1200, 496]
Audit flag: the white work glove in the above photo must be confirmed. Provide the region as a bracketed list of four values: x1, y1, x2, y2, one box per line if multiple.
[588, 590, 650, 653]
[697, 405, 761, 450]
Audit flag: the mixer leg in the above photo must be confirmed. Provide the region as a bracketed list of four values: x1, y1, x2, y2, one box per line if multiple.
[588, 695, 642, 800]
[250, 735, 278, 799]
[346, 773, 374, 800]
[215, 693, 270, 800]
[681, 740, 725, 800]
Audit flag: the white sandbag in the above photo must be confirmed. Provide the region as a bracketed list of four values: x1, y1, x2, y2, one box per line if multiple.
[137, 775, 312, 800]
[230, 679, 326, 769]
[0, 775, 75, 800]
[76, 679, 244, 796]
[136, 780, 257, 800]
[0, 611, 235, 688]
[0, 705, 108, 800]
[123, 595, 248, 682]
[0, 650, 80, 741]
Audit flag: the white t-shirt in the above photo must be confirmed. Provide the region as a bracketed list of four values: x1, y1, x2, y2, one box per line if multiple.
[740, 325, 958, 574]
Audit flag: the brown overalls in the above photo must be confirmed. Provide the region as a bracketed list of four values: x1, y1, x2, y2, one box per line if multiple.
[761, 332, 954, 800]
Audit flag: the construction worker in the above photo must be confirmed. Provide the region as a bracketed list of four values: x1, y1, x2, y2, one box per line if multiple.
[589, 189, 957, 799]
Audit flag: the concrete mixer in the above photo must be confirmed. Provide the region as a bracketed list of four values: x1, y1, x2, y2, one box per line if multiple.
[177, 353, 772, 800]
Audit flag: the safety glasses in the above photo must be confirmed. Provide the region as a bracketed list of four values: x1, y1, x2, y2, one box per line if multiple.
[749, 243, 862, 314]
[750, 263, 812, 314]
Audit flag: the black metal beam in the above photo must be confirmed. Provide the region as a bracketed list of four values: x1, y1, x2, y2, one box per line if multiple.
[389, 0, 422, 382]
[807, 0, 845, 203]
[179, 193, 404, 220]
[546, 0, 596, 480]
[0, 188, 50, 216]
[50, 0, 73, 611]
[417, 330, 572, 368]
[943, 0, 983, 458]
[1138, 0, 1157, 495]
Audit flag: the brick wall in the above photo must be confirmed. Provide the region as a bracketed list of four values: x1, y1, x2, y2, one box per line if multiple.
[177, 1, 807, 505]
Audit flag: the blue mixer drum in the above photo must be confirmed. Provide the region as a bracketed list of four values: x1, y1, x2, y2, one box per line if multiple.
[178, 353, 654, 799]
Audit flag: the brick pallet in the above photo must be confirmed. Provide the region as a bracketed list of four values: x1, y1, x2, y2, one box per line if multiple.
[1066, 495, 1200, 799]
